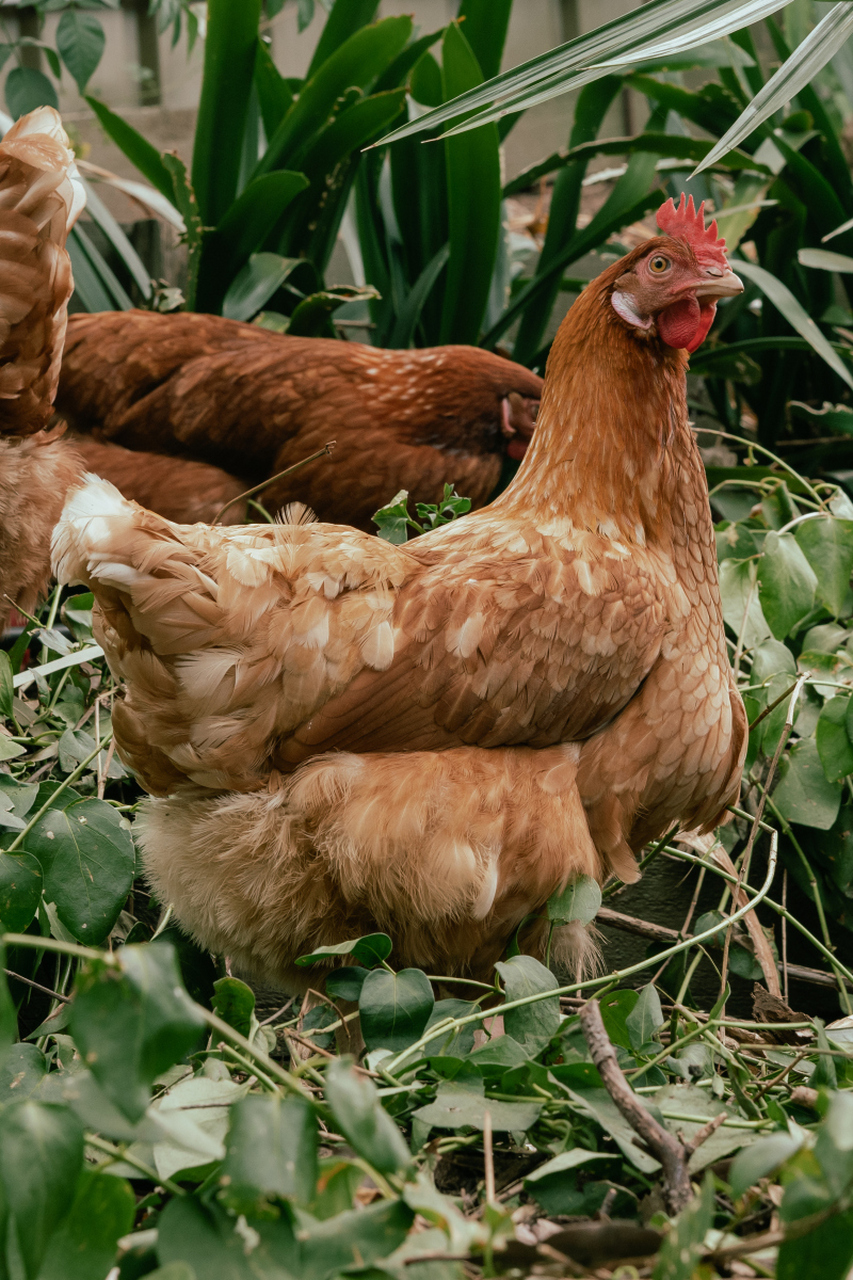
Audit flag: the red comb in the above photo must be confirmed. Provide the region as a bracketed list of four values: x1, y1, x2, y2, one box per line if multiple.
[657, 193, 727, 265]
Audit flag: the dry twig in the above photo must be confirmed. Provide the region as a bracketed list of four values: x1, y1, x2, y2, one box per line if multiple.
[580, 998, 693, 1213]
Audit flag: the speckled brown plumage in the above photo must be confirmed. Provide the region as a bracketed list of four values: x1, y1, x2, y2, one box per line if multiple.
[69, 435, 248, 525]
[53, 221, 746, 987]
[0, 108, 85, 625]
[56, 310, 542, 528]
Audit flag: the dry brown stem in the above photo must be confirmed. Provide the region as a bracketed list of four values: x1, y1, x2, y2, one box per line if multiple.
[579, 998, 693, 1213]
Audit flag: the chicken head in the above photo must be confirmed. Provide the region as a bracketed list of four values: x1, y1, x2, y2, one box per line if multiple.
[610, 194, 743, 354]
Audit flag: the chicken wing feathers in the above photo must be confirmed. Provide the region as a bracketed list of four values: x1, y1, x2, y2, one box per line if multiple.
[54, 475, 674, 796]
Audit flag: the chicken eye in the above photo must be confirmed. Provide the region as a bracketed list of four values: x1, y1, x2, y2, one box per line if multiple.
[649, 255, 671, 274]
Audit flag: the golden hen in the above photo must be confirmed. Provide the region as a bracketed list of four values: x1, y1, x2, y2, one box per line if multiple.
[0, 107, 86, 627]
[52, 195, 746, 987]
[55, 311, 542, 529]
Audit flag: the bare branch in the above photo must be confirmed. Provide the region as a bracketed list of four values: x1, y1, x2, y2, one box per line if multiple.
[579, 998, 692, 1213]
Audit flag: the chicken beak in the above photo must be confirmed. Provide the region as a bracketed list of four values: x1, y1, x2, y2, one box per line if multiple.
[694, 268, 743, 302]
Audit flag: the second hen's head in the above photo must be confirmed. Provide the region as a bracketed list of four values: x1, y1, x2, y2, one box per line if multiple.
[608, 194, 742, 354]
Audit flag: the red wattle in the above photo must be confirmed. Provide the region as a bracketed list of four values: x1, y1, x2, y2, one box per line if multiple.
[657, 296, 700, 350]
[506, 436, 528, 461]
[685, 301, 717, 353]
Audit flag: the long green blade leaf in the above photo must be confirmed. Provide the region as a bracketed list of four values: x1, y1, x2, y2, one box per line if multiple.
[377, 0, 792, 143]
[511, 75, 622, 364]
[68, 224, 133, 312]
[390, 243, 450, 348]
[258, 16, 412, 178]
[506, 130, 769, 195]
[799, 248, 853, 274]
[79, 178, 151, 299]
[196, 170, 309, 313]
[192, 0, 262, 225]
[85, 96, 176, 205]
[694, 3, 853, 175]
[457, 0, 513, 81]
[440, 22, 501, 345]
[736, 259, 853, 392]
[307, 0, 380, 79]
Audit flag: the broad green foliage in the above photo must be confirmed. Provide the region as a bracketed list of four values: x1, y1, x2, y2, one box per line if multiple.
[715, 470, 853, 930]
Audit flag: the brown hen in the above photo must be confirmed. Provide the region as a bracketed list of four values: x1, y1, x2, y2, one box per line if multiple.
[53, 195, 746, 988]
[55, 311, 542, 529]
[0, 108, 85, 627]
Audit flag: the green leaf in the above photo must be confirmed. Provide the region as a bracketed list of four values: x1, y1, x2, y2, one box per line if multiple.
[796, 517, 853, 618]
[286, 284, 380, 338]
[625, 984, 664, 1051]
[56, 9, 105, 94]
[389, 243, 450, 349]
[777, 1210, 853, 1280]
[26, 797, 134, 945]
[652, 1171, 715, 1280]
[306, 0, 380, 78]
[372, 490, 412, 545]
[359, 968, 434, 1053]
[211, 976, 255, 1039]
[220, 1095, 317, 1212]
[259, 16, 412, 177]
[508, 130, 768, 195]
[0, 852, 42, 933]
[547, 874, 601, 924]
[221, 252, 302, 323]
[439, 21, 500, 345]
[325, 1058, 410, 1176]
[799, 247, 853, 274]
[157, 1195, 299, 1279]
[597, 988, 640, 1051]
[196, 171, 309, 314]
[757, 531, 817, 640]
[37, 1168, 135, 1280]
[325, 966, 370, 1002]
[86, 98, 177, 205]
[719, 558, 771, 649]
[0, 1045, 45, 1101]
[457, 0, 512, 82]
[494, 955, 560, 1042]
[817, 696, 853, 783]
[695, 4, 853, 176]
[0, 1101, 84, 1280]
[81, 179, 152, 301]
[773, 737, 843, 830]
[5, 67, 57, 119]
[70, 942, 205, 1122]
[736, 260, 853, 393]
[254, 37, 293, 139]
[296, 932, 392, 968]
[413, 1079, 543, 1133]
[191, 0, 262, 226]
[0, 652, 13, 721]
[300, 1198, 413, 1277]
[790, 401, 853, 439]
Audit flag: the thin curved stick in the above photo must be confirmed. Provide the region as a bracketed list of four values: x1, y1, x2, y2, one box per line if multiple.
[211, 441, 336, 525]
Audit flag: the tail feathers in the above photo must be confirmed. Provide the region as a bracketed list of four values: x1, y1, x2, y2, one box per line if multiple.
[0, 106, 86, 437]
[51, 471, 141, 587]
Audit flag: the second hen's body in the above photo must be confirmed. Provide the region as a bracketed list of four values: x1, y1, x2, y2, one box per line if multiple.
[56, 311, 542, 530]
[54, 200, 746, 986]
